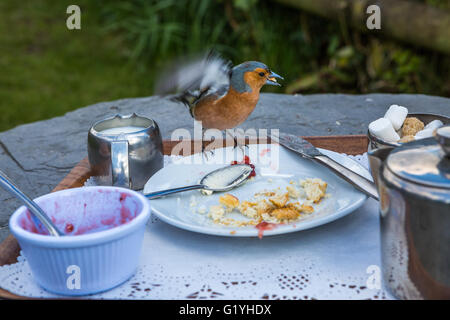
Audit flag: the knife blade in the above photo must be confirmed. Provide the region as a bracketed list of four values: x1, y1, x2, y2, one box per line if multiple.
[275, 133, 379, 201]
[277, 133, 323, 158]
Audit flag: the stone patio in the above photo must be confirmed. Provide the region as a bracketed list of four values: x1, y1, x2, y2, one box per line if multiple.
[0, 93, 449, 242]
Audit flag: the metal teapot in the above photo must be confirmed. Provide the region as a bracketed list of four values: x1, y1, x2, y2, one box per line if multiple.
[368, 125, 450, 300]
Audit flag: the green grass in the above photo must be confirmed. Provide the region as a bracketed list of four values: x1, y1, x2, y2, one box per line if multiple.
[0, 0, 151, 132]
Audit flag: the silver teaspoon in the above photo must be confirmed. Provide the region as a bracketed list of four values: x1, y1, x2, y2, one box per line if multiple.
[144, 164, 253, 199]
[0, 169, 64, 236]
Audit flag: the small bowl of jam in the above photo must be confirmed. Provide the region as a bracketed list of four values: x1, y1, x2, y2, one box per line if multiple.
[9, 186, 150, 296]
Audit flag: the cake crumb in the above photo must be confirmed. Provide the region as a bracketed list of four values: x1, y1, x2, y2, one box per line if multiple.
[271, 207, 300, 221]
[300, 178, 327, 203]
[208, 205, 225, 220]
[201, 176, 328, 227]
[286, 185, 301, 199]
[219, 194, 239, 212]
[269, 192, 289, 208]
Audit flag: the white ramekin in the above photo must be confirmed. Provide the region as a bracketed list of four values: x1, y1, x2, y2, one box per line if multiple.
[9, 186, 150, 296]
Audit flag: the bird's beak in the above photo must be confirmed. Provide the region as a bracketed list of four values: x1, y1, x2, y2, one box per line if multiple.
[266, 71, 283, 86]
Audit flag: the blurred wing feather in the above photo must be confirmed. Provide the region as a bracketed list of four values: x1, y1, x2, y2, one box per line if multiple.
[155, 52, 232, 101]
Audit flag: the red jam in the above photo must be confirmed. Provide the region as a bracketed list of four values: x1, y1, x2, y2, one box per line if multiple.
[231, 156, 256, 177]
[255, 221, 277, 239]
[65, 223, 74, 233]
[18, 191, 139, 236]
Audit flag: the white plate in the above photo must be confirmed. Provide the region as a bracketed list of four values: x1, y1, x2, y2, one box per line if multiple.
[143, 144, 372, 237]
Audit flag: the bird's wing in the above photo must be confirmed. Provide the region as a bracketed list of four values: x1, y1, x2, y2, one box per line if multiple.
[155, 52, 232, 100]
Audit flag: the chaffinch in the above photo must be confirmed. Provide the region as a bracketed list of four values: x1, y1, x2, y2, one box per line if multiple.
[156, 53, 283, 131]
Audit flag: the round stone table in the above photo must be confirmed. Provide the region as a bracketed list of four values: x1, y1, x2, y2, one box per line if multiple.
[0, 93, 449, 242]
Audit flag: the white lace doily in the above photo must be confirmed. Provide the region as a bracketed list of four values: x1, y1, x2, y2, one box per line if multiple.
[0, 153, 394, 299]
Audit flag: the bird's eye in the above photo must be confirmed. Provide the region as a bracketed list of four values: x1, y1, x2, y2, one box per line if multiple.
[258, 72, 265, 77]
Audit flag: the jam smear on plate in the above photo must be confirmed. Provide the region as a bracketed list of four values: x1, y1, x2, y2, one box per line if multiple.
[231, 155, 256, 177]
[255, 221, 277, 239]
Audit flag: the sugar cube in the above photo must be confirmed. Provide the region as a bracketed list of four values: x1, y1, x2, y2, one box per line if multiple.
[369, 118, 400, 142]
[384, 105, 408, 130]
[414, 128, 435, 140]
[424, 120, 444, 131]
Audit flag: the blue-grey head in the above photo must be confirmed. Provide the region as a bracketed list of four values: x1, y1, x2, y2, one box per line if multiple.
[230, 61, 283, 93]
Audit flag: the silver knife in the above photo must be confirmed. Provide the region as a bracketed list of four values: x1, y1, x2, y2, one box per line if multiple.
[276, 133, 379, 201]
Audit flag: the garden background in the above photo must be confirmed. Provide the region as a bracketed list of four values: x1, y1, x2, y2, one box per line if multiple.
[1, 0, 449, 132]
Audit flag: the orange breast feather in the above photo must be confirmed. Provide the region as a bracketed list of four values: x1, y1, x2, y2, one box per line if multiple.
[193, 87, 260, 130]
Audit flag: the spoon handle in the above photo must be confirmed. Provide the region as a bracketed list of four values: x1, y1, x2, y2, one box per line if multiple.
[144, 184, 205, 199]
[0, 170, 64, 236]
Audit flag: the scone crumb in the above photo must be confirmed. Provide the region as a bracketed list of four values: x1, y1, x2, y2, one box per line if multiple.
[238, 201, 258, 218]
[286, 202, 314, 214]
[202, 176, 328, 227]
[300, 178, 328, 203]
[269, 192, 289, 208]
[219, 194, 239, 212]
[286, 185, 301, 199]
[208, 205, 225, 220]
[255, 199, 274, 215]
[300, 204, 314, 214]
[271, 207, 300, 221]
